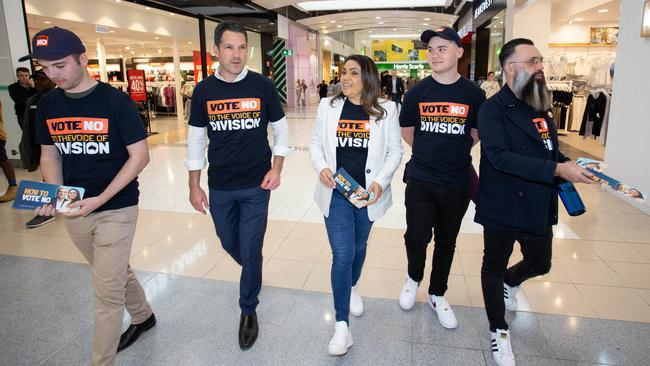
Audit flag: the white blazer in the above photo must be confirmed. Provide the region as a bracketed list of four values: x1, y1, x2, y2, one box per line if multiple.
[309, 96, 403, 221]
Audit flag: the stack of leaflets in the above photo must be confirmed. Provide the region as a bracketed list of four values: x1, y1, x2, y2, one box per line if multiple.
[12, 180, 85, 213]
[576, 157, 645, 203]
[333, 168, 374, 209]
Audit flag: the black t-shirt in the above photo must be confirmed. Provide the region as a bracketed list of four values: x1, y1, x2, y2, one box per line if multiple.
[189, 71, 285, 190]
[35, 82, 147, 212]
[336, 99, 370, 187]
[399, 76, 485, 189]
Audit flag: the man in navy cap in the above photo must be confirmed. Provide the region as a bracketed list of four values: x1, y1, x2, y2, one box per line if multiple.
[27, 27, 155, 366]
[397, 27, 485, 330]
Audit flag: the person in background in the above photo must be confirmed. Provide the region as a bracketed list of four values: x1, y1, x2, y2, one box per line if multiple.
[310, 54, 403, 356]
[0, 102, 18, 203]
[22, 70, 58, 228]
[8, 67, 36, 129]
[318, 80, 329, 99]
[301, 79, 308, 105]
[388, 70, 405, 106]
[481, 71, 501, 98]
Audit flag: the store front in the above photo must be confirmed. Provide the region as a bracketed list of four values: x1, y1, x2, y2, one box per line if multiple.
[472, 0, 507, 83]
[286, 22, 320, 107]
[512, 0, 619, 143]
[21, 0, 265, 128]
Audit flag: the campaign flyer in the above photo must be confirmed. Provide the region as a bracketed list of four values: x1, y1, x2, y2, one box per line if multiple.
[576, 157, 645, 202]
[333, 167, 374, 209]
[12, 180, 86, 212]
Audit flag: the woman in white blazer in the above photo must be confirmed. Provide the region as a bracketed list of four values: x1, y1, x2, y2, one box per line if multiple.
[309, 55, 403, 356]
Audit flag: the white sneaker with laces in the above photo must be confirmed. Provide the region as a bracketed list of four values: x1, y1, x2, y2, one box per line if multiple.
[428, 295, 458, 329]
[350, 286, 364, 317]
[503, 284, 520, 312]
[328, 321, 353, 356]
[399, 274, 419, 310]
[491, 329, 516, 366]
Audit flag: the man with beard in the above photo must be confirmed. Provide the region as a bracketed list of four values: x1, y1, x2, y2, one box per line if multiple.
[474, 38, 596, 366]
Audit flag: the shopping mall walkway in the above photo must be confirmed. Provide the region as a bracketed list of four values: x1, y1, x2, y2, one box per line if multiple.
[1, 106, 649, 365]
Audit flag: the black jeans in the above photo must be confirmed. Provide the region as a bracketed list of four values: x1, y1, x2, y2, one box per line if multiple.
[404, 179, 470, 296]
[481, 227, 553, 331]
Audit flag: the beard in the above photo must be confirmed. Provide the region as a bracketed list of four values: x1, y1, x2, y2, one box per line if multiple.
[511, 70, 551, 112]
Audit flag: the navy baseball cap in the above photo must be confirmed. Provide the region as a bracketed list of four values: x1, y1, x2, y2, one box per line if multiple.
[19, 27, 86, 62]
[420, 27, 462, 47]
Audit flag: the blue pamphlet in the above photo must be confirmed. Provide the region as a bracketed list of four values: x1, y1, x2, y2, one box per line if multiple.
[576, 157, 645, 202]
[12, 180, 85, 212]
[333, 168, 374, 208]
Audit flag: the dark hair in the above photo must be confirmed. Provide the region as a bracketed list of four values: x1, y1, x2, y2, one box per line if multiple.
[330, 54, 386, 121]
[499, 38, 534, 67]
[487, 71, 494, 76]
[214, 21, 247, 47]
[67, 188, 81, 202]
[16, 67, 29, 75]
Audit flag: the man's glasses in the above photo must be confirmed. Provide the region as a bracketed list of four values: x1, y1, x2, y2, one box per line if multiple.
[508, 57, 544, 66]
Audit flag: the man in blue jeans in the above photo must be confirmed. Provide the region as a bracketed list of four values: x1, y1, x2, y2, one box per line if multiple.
[185, 21, 290, 350]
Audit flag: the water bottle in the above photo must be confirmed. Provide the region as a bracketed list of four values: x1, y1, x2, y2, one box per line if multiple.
[557, 180, 586, 216]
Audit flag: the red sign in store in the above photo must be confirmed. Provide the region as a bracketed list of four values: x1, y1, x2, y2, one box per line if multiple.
[127, 69, 147, 102]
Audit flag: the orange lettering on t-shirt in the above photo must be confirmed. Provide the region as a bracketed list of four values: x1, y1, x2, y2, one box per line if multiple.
[207, 98, 261, 114]
[419, 102, 469, 118]
[46, 117, 109, 135]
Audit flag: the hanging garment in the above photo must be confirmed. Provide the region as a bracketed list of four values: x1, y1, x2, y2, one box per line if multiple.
[579, 91, 608, 138]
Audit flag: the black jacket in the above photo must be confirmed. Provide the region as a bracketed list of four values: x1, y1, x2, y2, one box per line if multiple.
[8, 82, 36, 127]
[388, 77, 405, 95]
[475, 85, 569, 233]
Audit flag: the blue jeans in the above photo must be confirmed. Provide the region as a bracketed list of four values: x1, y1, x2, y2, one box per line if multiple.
[209, 186, 270, 315]
[324, 191, 373, 323]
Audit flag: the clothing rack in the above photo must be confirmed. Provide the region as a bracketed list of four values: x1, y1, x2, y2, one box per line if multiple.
[547, 80, 574, 132]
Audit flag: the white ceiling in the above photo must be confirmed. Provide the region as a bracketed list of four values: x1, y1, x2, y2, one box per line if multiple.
[26, 13, 200, 60]
[295, 0, 450, 12]
[551, 0, 620, 24]
[253, 0, 452, 11]
[299, 9, 457, 42]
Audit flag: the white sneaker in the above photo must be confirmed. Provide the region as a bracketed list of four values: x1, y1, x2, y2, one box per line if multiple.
[399, 274, 419, 310]
[491, 329, 516, 366]
[328, 321, 353, 356]
[503, 284, 520, 312]
[428, 295, 458, 329]
[350, 286, 364, 317]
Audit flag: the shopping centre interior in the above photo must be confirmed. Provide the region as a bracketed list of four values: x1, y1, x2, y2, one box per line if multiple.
[0, 0, 649, 365]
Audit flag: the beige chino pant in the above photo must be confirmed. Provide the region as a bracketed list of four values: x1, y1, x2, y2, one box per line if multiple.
[63, 205, 152, 366]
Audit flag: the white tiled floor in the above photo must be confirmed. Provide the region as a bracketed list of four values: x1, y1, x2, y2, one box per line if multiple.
[1, 106, 649, 323]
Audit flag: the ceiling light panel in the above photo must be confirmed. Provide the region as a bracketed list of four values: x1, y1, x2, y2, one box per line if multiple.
[297, 0, 446, 11]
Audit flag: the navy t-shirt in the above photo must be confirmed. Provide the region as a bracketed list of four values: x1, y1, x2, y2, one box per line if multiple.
[336, 99, 370, 188]
[34, 82, 147, 212]
[189, 71, 285, 190]
[399, 76, 485, 189]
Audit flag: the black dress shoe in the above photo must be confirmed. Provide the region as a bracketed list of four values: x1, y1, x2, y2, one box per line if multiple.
[238, 312, 258, 350]
[117, 313, 156, 353]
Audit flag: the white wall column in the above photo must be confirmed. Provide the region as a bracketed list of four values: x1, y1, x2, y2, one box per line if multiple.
[96, 39, 107, 82]
[604, 0, 650, 213]
[511, 0, 552, 57]
[172, 37, 184, 124]
[1, 0, 30, 162]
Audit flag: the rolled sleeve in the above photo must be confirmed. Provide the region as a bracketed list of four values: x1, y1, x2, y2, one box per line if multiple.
[270, 116, 293, 157]
[184, 125, 207, 170]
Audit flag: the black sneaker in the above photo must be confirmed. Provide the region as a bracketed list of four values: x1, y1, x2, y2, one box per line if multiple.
[25, 215, 55, 229]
